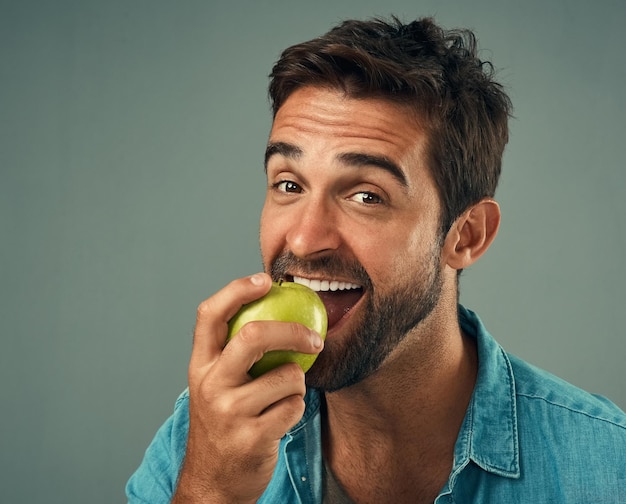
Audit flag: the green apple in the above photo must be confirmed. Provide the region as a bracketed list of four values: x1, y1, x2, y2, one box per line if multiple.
[227, 280, 328, 378]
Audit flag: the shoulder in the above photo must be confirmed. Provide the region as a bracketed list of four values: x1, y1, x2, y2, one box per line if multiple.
[457, 305, 626, 500]
[508, 352, 626, 481]
[509, 353, 626, 430]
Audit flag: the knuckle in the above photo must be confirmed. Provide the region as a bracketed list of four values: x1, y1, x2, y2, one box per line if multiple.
[289, 322, 311, 341]
[281, 362, 306, 383]
[196, 297, 216, 320]
[288, 323, 315, 350]
[262, 362, 304, 391]
[236, 321, 263, 346]
[281, 395, 307, 425]
[212, 394, 239, 417]
[238, 421, 264, 448]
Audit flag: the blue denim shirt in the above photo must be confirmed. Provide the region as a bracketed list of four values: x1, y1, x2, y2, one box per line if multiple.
[126, 306, 626, 502]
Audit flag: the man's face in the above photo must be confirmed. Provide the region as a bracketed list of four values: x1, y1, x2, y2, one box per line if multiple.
[261, 86, 446, 391]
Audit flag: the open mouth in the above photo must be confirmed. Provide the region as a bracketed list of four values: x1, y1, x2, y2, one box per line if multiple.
[290, 275, 364, 330]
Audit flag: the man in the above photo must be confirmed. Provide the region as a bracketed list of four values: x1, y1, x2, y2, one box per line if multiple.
[127, 16, 626, 503]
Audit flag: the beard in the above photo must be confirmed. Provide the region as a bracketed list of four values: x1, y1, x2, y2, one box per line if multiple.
[269, 245, 444, 392]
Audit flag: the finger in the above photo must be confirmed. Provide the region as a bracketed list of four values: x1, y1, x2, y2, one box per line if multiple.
[258, 393, 308, 440]
[219, 319, 324, 383]
[190, 273, 272, 370]
[234, 362, 307, 416]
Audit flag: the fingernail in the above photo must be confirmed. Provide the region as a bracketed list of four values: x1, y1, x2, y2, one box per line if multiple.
[250, 273, 265, 286]
[310, 331, 324, 349]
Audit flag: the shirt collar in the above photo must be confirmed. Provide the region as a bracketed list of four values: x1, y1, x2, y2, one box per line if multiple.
[455, 305, 520, 479]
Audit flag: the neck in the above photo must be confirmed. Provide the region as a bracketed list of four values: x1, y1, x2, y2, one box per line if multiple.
[321, 304, 478, 502]
[326, 307, 476, 429]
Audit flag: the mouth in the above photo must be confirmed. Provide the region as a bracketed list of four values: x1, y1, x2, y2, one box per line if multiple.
[289, 275, 364, 331]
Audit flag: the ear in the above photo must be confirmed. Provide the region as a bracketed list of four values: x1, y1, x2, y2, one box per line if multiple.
[443, 198, 501, 271]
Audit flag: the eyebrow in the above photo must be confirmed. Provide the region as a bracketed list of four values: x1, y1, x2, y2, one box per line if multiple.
[337, 152, 408, 188]
[264, 142, 302, 170]
[264, 141, 408, 188]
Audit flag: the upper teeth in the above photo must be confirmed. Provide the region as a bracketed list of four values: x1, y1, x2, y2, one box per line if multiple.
[293, 276, 361, 292]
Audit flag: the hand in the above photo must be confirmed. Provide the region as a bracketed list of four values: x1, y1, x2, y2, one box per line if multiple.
[172, 273, 324, 503]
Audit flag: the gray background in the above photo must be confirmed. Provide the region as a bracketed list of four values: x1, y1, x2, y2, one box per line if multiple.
[1, 0, 624, 502]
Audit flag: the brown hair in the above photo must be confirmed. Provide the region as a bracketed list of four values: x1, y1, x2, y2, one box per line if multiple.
[268, 16, 512, 234]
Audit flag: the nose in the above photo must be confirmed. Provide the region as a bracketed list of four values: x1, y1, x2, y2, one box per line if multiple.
[286, 198, 342, 259]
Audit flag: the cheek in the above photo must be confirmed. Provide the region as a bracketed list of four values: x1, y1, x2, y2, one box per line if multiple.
[259, 204, 284, 266]
[364, 222, 437, 284]
[352, 234, 400, 285]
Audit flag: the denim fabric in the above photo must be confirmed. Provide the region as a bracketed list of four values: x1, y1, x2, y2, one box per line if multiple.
[126, 306, 626, 503]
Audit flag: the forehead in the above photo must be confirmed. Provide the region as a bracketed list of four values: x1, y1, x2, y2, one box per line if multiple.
[269, 86, 428, 163]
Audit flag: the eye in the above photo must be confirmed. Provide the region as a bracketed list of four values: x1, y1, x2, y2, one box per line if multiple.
[351, 191, 383, 205]
[273, 180, 302, 193]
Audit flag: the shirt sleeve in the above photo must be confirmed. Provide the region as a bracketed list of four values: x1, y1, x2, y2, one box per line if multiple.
[125, 389, 190, 504]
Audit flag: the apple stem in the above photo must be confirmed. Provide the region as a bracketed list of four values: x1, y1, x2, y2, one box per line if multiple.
[278, 278, 284, 286]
